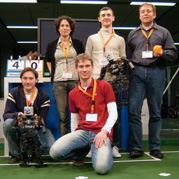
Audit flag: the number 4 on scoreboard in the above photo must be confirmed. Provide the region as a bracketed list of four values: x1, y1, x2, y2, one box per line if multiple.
[7, 59, 25, 71]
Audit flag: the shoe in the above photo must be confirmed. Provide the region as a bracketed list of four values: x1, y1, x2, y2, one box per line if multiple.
[8, 156, 20, 164]
[150, 150, 164, 159]
[129, 150, 144, 158]
[86, 150, 92, 158]
[73, 160, 85, 166]
[112, 146, 121, 158]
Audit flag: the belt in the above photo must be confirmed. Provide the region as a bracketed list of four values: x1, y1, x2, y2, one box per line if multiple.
[132, 62, 158, 67]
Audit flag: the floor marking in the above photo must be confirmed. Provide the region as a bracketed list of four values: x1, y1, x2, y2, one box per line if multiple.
[0, 151, 179, 166]
[162, 151, 179, 153]
[0, 159, 159, 166]
[144, 152, 161, 160]
[113, 159, 160, 163]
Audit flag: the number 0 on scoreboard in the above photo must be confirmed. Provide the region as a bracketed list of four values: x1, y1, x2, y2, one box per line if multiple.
[26, 60, 44, 77]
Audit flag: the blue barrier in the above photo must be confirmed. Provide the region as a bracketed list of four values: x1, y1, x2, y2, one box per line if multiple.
[8, 81, 130, 149]
[119, 85, 130, 150]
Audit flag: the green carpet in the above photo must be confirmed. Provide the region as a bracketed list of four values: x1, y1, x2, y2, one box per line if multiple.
[0, 143, 179, 179]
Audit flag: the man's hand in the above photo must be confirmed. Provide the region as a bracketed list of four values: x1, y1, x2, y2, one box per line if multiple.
[117, 57, 124, 66]
[34, 114, 39, 127]
[17, 112, 24, 126]
[18, 112, 24, 117]
[93, 129, 108, 148]
[154, 50, 163, 57]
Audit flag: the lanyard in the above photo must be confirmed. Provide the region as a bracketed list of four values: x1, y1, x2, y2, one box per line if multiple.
[141, 28, 154, 51]
[78, 79, 97, 113]
[23, 87, 36, 107]
[61, 41, 70, 69]
[99, 30, 115, 56]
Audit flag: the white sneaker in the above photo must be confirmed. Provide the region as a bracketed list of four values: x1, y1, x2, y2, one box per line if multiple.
[86, 150, 92, 158]
[112, 146, 121, 158]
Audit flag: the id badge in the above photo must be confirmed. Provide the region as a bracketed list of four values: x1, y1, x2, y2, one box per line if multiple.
[86, 113, 98, 122]
[142, 51, 153, 58]
[99, 56, 108, 66]
[62, 71, 72, 78]
[24, 106, 34, 116]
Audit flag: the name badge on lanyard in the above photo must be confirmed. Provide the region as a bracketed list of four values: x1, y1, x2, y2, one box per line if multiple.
[142, 51, 153, 58]
[141, 28, 154, 59]
[86, 113, 98, 122]
[99, 56, 108, 66]
[62, 71, 72, 78]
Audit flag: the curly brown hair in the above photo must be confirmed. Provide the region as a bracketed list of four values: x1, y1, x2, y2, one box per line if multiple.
[54, 16, 76, 36]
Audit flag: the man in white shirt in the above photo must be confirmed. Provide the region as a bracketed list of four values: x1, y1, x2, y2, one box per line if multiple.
[86, 6, 126, 157]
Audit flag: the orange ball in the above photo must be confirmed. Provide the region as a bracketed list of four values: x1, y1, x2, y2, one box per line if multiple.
[153, 45, 162, 53]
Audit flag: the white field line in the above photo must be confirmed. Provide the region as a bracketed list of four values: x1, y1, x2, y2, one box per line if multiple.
[0, 151, 179, 166]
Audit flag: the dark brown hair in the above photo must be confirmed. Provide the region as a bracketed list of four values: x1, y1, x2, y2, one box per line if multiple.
[98, 6, 114, 17]
[54, 16, 76, 36]
[20, 67, 38, 79]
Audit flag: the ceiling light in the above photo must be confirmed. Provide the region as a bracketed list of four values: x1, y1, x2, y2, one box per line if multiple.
[60, 0, 108, 4]
[17, 41, 38, 44]
[0, 0, 37, 3]
[174, 43, 179, 46]
[7, 26, 38, 29]
[113, 27, 136, 30]
[130, 1, 176, 6]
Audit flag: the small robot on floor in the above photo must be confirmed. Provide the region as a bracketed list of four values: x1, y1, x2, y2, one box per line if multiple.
[12, 115, 47, 168]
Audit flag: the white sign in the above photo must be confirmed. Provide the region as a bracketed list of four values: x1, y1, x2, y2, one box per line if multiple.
[6, 59, 44, 77]
[7, 59, 25, 71]
[25, 60, 44, 77]
[6, 59, 25, 77]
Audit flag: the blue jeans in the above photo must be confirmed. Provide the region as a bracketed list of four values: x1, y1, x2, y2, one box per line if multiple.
[50, 130, 113, 174]
[3, 118, 55, 156]
[53, 80, 78, 136]
[128, 66, 166, 151]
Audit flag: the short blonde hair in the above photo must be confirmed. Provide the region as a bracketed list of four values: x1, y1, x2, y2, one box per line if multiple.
[75, 53, 93, 67]
[139, 3, 156, 14]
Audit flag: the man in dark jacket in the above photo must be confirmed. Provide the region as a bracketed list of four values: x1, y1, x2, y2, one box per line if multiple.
[3, 67, 55, 164]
